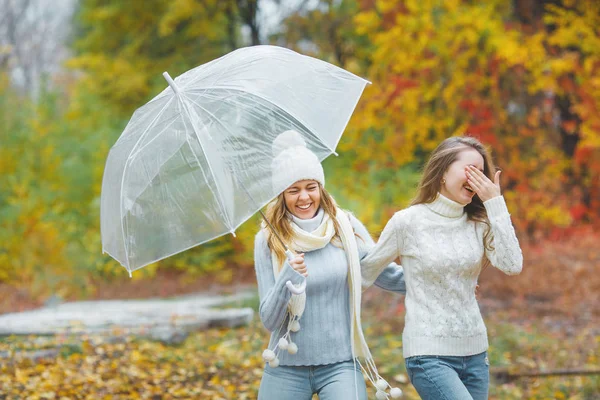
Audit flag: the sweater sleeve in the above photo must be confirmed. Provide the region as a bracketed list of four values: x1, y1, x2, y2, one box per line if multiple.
[349, 213, 406, 294]
[359, 211, 404, 288]
[254, 230, 306, 332]
[482, 196, 523, 275]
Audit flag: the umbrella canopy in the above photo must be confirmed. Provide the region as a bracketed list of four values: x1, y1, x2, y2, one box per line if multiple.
[100, 45, 369, 274]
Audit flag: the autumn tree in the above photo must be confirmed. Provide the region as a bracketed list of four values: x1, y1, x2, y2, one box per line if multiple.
[68, 0, 235, 115]
[348, 0, 600, 236]
[272, 0, 371, 70]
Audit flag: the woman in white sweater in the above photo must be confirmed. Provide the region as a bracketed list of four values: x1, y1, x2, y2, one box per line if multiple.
[361, 136, 523, 400]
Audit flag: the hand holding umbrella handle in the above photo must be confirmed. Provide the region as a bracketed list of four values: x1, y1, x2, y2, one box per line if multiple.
[285, 249, 306, 295]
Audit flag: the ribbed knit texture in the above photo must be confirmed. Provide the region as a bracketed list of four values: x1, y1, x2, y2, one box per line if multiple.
[254, 210, 406, 366]
[361, 194, 523, 359]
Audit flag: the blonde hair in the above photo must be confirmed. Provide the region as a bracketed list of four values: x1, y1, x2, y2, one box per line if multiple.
[264, 183, 342, 268]
[412, 136, 497, 262]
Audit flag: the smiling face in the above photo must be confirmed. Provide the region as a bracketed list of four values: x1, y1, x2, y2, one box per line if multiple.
[440, 147, 484, 205]
[283, 180, 321, 219]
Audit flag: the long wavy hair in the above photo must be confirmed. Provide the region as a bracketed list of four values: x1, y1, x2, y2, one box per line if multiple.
[264, 183, 342, 268]
[412, 136, 497, 260]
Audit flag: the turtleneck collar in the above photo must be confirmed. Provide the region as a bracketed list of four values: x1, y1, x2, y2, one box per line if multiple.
[425, 193, 465, 218]
[290, 207, 324, 233]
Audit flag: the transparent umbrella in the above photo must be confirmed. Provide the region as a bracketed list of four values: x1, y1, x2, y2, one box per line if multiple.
[100, 45, 369, 279]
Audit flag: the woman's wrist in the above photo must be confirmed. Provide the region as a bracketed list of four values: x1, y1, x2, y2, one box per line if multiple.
[483, 195, 509, 218]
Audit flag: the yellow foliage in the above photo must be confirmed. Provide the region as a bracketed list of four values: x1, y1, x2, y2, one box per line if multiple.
[348, 0, 600, 234]
[0, 300, 598, 398]
[69, 0, 231, 117]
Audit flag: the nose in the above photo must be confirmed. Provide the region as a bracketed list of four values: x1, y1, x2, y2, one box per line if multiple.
[298, 190, 310, 201]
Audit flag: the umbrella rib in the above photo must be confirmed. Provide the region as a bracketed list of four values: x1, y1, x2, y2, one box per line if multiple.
[181, 93, 295, 252]
[178, 96, 236, 234]
[185, 85, 339, 156]
[119, 96, 174, 272]
[181, 130, 236, 234]
[128, 115, 180, 160]
[330, 81, 369, 151]
[123, 186, 295, 273]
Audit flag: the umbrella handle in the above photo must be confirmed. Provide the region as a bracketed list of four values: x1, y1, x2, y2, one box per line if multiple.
[286, 280, 306, 295]
[285, 249, 306, 295]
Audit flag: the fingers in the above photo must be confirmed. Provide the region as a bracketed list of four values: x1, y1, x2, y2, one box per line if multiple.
[297, 265, 308, 277]
[466, 165, 502, 201]
[292, 264, 307, 276]
[466, 172, 483, 189]
[466, 165, 488, 183]
[291, 256, 305, 268]
[467, 166, 500, 188]
[290, 253, 308, 276]
[494, 170, 501, 186]
[466, 170, 484, 193]
[466, 165, 496, 191]
[466, 167, 492, 201]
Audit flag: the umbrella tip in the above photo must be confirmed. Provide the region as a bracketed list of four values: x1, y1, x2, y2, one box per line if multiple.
[231, 230, 237, 238]
[162, 71, 180, 94]
[128, 270, 132, 278]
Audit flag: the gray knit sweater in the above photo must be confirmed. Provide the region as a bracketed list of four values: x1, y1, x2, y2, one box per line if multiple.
[254, 209, 406, 366]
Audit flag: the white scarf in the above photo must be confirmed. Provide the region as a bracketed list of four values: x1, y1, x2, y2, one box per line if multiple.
[266, 208, 401, 399]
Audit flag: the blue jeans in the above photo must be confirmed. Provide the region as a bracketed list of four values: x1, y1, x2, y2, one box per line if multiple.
[405, 351, 489, 400]
[258, 359, 367, 400]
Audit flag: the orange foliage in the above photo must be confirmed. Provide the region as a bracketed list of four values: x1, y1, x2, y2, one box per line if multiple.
[350, 0, 600, 237]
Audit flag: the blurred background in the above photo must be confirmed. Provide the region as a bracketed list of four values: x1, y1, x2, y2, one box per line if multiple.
[0, 0, 598, 398]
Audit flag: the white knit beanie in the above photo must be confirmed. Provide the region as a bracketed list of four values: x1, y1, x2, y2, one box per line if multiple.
[271, 130, 325, 193]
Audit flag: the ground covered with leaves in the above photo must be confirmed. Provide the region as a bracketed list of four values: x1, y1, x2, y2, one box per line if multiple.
[1, 292, 598, 399]
[1, 234, 599, 399]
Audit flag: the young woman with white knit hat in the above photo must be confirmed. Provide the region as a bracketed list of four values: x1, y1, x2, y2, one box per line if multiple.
[361, 136, 523, 400]
[254, 130, 405, 400]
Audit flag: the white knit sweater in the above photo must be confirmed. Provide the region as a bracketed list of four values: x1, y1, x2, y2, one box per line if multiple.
[361, 194, 523, 358]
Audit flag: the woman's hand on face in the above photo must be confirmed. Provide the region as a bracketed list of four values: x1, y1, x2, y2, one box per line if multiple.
[465, 165, 501, 202]
[289, 253, 308, 277]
